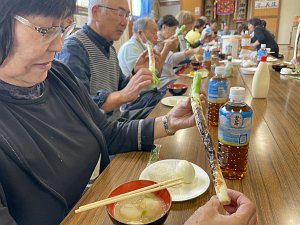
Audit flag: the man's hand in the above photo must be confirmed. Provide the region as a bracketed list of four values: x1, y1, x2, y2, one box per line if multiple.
[119, 68, 153, 103]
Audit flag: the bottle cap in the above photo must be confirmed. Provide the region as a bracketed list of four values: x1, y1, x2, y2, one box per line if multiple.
[245, 30, 249, 34]
[261, 44, 266, 49]
[215, 66, 225, 75]
[261, 55, 267, 62]
[229, 87, 245, 101]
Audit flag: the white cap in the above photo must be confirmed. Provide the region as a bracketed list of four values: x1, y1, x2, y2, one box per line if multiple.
[261, 44, 266, 49]
[229, 87, 245, 101]
[215, 66, 224, 75]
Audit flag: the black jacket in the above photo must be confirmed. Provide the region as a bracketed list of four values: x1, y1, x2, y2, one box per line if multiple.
[0, 61, 154, 225]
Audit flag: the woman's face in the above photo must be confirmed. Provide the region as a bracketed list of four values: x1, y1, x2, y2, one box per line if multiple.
[161, 25, 177, 39]
[0, 15, 64, 87]
[248, 23, 254, 33]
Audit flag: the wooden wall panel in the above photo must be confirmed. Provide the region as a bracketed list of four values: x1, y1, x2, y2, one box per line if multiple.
[250, 0, 281, 39]
[253, 8, 279, 17]
[180, 0, 204, 16]
[262, 17, 277, 35]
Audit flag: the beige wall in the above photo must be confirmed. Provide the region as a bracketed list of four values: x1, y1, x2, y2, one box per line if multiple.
[277, 0, 300, 44]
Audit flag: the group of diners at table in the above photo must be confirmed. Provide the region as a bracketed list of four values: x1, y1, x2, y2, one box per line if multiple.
[3, 0, 295, 224]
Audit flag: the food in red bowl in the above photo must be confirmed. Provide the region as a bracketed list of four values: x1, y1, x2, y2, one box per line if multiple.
[106, 180, 172, 225]
[191, 60, 201, 70]
[167, 83, 188, 96]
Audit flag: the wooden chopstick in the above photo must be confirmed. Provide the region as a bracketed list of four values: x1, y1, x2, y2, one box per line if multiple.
[75, 177, 183, 213]
[78, 177, 182, 210]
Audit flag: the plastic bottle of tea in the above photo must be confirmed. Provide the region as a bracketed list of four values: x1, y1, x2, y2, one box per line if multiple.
[207, 66, 228, 126]
[218, 87, 253, 179]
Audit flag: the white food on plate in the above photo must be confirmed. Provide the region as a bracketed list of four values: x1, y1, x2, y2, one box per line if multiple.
[147, 163, 174, 183]
[175, 160, 195, 183]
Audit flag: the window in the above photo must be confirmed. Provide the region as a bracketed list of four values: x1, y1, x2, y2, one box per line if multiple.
[131, 0, 152, 20]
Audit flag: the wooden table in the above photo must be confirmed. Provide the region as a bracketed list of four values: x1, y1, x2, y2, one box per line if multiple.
[61, 65, 300, 225]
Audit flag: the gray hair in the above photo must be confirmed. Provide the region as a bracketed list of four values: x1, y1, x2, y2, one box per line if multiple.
[200, 16, 208, 23]
[133, 17, 154, 34]
[88, 0, 106, 16]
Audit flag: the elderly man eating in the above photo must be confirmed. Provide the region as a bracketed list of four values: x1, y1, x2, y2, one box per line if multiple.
[56, 0, 154, 120]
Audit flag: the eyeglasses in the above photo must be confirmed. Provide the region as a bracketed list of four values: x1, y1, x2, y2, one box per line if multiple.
[97, 5, 131, 20]
[14, 15, 76, 44]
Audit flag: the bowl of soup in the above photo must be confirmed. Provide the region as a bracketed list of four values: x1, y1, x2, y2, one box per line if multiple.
[106, 180, 172, 225]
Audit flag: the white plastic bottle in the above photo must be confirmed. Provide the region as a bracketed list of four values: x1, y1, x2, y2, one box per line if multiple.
[251, 55, 270, 98]
[224, 56, 233, 77]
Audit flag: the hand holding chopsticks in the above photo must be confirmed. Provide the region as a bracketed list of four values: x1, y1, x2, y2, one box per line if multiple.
[75, 177, 183, 213]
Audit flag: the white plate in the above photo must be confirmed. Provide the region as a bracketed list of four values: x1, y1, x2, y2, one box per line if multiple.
[161, 96, 188, 107]
[240, 67, 257, 75]
[139, 159, 210, 202]
[267, 56, 278, 62]
[182, 69, 209, 79]
[219, 59, 242, 66]
[280, 71, 300, 75]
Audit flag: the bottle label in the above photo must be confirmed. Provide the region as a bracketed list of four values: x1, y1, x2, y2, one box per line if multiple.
[208, 80, 228, 103]
[218, 109, 253, 146]
[225, 45, 232, 55]
[257, 49, 267, 61]
[241, 38, 251, 47]
[203, 51, 212, 61]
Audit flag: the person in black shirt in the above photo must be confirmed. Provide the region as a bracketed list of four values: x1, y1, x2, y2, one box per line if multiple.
[248, 17, 279, 57]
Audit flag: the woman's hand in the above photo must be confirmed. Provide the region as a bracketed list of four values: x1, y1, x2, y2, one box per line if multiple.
[153, 91, 207, 139]
[184, 189, 257, 225]
[167, 93, 207, 133]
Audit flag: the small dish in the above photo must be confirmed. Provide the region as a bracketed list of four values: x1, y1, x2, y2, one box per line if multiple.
[191, 61, 201, 70]
[240, 67, 257, 75]
[272, 63, 288, 72]
[161, 96, 188, 107]
[186, 68, 209, 79]
[167, 83, 188, 96]
[219, 59, 242, 66]
[280, 68, 292, 74]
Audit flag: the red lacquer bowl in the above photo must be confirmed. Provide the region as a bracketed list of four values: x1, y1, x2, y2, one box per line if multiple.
[106, 180, 172, 225]
[167, 83, 188, 96]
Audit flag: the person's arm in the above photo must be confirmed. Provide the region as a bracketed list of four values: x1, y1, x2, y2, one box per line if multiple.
[153, 94, 207, 139]
[159, 37, 179, 72]
[0, 183, 17, 225]
[184, 189, 257, 225]
[251, 28, 265, 49]
[184, 46, 204, 59]
[250, 40, 260, 49]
